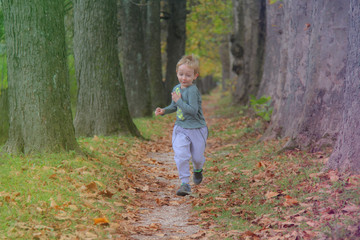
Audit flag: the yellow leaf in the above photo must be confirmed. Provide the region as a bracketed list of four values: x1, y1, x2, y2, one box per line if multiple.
[94, 217, 110, 225]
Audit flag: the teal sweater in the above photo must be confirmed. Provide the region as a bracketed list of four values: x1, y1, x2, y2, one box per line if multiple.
[164, 84, 206, 129]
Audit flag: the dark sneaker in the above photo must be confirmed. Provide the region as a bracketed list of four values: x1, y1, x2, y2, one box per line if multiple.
[176, 183, 191, 196]
[193, 169, 203, 185]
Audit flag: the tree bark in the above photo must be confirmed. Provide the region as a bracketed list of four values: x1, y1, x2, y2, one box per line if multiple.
[262, 0, 348, 152]
[0, 89, 9, 145]
[164, 0, 187, 102]
[146, 0, 166, 108]
[327, 0, 360, 173]
[219, 34, 234, 91]
[73, 0, 140, 137]
[119, 0, 152, 117]
[257, 1, 284, 99]
[2, 0, 79, 154]
[231, 0, 266, 105]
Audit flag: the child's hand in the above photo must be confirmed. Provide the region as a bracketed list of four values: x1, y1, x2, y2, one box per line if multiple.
[155, 107, 165, 116]
[171, 91, 181, 102]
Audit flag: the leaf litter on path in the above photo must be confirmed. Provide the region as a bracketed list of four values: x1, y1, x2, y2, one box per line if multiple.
[129, 152, 206, 240]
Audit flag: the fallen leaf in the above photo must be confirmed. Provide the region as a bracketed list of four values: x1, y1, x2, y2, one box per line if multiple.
[342, 204, 360, 213]
[94, 217, 110, 226]
[283, 195, 299, 207]
[265, 191, 280, 199]
[98, 189, 114, 198]
[86, 182, 98, 191]
[328, 171, 339, 182]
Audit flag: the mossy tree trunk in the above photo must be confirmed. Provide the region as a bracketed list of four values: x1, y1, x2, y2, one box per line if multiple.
[119, 0, 152, 117]
[73, 0, 140, 137]
[0, 89, 9, 146]
[2, 0, 79, 154]
[146, 0, 167, 109]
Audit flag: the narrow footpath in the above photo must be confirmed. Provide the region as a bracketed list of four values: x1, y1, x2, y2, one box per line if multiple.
[127, 94, 217, 240]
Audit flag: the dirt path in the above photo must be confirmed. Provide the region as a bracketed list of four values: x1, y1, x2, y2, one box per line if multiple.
[130, 152, 203, 240]
[127, 94, 218, 239]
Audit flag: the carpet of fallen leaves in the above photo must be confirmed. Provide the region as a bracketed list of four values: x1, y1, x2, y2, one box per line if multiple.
[1, 88, 359, 239]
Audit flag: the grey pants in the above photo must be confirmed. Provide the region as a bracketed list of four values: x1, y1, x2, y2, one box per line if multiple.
[172, 125, 208, 184]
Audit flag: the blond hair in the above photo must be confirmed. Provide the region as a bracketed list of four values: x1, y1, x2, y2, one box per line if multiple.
[176, 54, 200, 75]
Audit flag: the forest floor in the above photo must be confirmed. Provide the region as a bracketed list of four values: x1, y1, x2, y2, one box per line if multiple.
[120, 88, 360, 240]
[1, 88, 360, 239]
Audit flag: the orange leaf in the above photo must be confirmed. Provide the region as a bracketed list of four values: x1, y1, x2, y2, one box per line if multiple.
[283, 195, 299, 207]
[304, 23, 311, 31]
[86, 182, 98, 191]
[94, 217, 110, 225]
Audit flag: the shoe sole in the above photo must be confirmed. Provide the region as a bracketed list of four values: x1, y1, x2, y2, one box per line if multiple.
[176, 190, 191, 196]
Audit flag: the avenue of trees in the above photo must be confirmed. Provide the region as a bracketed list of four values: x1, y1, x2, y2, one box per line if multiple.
[0, 0, 359, 173]
[0, 0, 225, 153]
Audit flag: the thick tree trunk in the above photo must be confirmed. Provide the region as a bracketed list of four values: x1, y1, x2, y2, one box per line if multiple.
[164, 0, 187, 102]
[73, 0, 140, 137]
[0, 89, 9, 145]
[231, 0, 266, 105]
[119, 0, 152, 117]
[327, 0, 360, 173]
[262, 0, 348, 151]
[146, 0, 166, 108]
[2, 0, 79, 154]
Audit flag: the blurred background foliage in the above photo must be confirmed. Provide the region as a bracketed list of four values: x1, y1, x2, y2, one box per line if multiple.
[186, 0, 233, 79]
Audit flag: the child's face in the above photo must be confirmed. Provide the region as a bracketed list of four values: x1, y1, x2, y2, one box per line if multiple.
[176, 64, 198, 88]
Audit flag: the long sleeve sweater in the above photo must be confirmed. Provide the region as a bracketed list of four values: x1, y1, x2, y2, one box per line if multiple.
[163, 84, 207, 129]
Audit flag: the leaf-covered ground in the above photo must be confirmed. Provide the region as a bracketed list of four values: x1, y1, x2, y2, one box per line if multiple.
[0, 88, 359, 239]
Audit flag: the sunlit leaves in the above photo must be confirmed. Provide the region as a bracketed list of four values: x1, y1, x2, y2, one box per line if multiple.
[186, 0, 233, 77]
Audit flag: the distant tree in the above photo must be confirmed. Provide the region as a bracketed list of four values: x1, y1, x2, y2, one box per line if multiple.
[2, 0, 79, 153]
[73, 0, 140, 137]
[145, 0, 166, 108]
[231, 0, 266, 105]
[328, 0, 360, 173]
[186, 0, 233, 84]
[119, 0, 152, 117]
[164, 0, 187, 101]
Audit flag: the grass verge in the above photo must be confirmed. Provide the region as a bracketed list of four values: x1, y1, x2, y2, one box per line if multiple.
[191, 89, 360, 240]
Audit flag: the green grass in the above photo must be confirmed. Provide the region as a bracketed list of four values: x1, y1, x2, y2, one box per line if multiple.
[0, 135, 136, 239]
[191, 90, 360, 239]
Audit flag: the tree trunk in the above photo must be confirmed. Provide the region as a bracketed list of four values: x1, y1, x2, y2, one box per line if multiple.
[219, 34, 234, 91]
[119, 0, 152, 117]
[262, 0, 348, 152]
[231, 0, 266, 105]
[2, 0, 79, 154]
[0, 89, 9, 145]
[164, 0, 187, 102]
[146, 0, 166, 108]
[73, 0, 140, 137]
[257, 1, 284, 99]
[327, 0, 360, 173]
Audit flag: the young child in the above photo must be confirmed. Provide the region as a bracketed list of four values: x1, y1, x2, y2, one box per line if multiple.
[155, 54, 208, 196]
